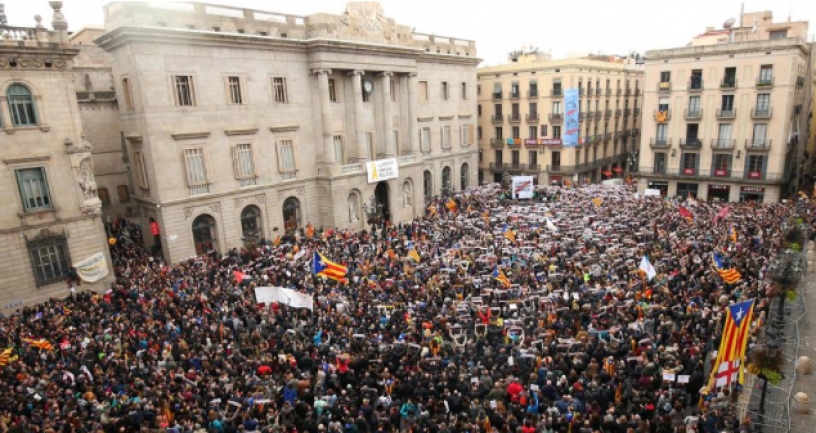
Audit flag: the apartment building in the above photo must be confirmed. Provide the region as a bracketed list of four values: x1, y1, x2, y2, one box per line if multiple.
[0, 4, 113, 311]
[92, 1, 479, 262]
[477, 55, 643, 185]
[638, 11, 811, 202]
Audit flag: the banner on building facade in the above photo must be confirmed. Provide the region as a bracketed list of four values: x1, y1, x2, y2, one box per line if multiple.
[511, 176, 535, 199]
[74, 252, 109, 283]
[366, 158, 399, 184]
[563, 88, 580, 147]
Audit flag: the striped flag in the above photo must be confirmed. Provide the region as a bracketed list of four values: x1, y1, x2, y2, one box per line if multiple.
[493, 265, 511, 288]
[407, 242, 421, 263]
[591, 197, 603, 207]
[712, 252, 741, 284]
[678, 206, 693, 223]
[504, 226, 516, 243]
[445, 198, 458, 214]
[313, 252, 348, 283]
[427, 204, 437, 217]
[715, 359, 741, 387]
[22, 338, 54, 351]
[0, 348, 16, 367]
[707, 299, 754, 388]
[483, 210, 490, 224]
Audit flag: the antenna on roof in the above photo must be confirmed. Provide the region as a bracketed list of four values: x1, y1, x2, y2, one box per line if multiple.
[723, 17, 736, 43]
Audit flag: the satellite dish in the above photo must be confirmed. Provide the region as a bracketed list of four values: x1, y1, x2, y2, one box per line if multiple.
[723, 17, 736, 29]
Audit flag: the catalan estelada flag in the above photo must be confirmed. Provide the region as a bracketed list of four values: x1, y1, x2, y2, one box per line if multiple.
[313, 252, 348, 283]
[707, 299, 755, 388]
[712, 252, 741, 284]
[22, 338, 53, 351]
[493, 265, 511, 288]
[0, 348, 17, 367]
[445, 198, 458, 214]
[730, 226, 738, 243]
[503, 225, 516, 243]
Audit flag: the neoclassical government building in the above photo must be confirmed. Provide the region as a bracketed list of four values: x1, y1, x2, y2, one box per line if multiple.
[91, 1, 480, 262]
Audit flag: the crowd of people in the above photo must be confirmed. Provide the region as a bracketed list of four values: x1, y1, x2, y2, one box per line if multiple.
[0, 184, 810, 433]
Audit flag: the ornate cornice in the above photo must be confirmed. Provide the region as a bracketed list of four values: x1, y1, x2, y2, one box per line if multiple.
[171, 132, 211, 141]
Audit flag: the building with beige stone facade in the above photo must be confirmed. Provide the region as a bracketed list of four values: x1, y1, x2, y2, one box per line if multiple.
[637, 11, 811, 202]
[0, 4, 113, 312]
[477, 53, 643, 186]
[91, 1, 479, 263]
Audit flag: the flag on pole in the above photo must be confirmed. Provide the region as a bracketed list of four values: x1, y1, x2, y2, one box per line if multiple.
[591, 197, 603, 208]
[22, 338, 54, 351]
[706, 299, 754, 388]
[712, 252, 741, 284]
[712, 206, 731, 224]
[546, 218, 558, 232]
[678, 206, 693, 223]
[407, 242, 421, 263]
[313, 252, 348, 283]
[493, 265, 511, 288]
[233, 270, 249, 282]
[638, 256, 657, 281]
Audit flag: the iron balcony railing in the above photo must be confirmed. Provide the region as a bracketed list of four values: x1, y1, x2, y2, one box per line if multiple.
[755, 77, 774, 88]
[527, 89, 539, 98]
[716, 108, 736, 119]
[745, 139, 771, 152]
[649, 138, 671, 149]
[679, 138, 703, 149]
[492, 92, 503, 100]
[751, 107, 773, 119]
[526, 112, 539, 121]
[492, 114, 504, 123]
[658, 82, 671, 92]
[490, 139, 505, 149]
[508, 113, 522, 122]
[636, 167, 789, 183]
[684, 108, 703, 120]
[551, 88, 563, 97]
[549, 113, 563, 123]
[688, 79, 703, 91]
[710, 138, 736, 150]
[720, 78, 737, 89]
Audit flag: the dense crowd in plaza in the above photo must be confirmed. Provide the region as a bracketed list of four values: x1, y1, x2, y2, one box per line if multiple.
[1, 184, 811, 433]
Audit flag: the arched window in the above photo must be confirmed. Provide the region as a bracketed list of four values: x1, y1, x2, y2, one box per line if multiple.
[191, 214, 218, 255]
[460, 163, 470, 190]
[423, 170, 432, 202]
[240, 205, 263, 243]
[282, 197, 301, 233]
[7, 84, 37, 126]
[442, 166, 452, 193]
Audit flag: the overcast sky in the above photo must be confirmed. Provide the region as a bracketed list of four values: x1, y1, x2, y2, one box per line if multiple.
[4, 0, 815, 65]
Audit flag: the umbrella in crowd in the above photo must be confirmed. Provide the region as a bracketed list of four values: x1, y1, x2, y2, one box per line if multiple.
[0, 183, 811, 433]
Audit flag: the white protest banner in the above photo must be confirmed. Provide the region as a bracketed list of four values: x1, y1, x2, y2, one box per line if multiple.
[254, 286, 314, 311]
[511, 176, 534, 199]
[74, 252, 109, 283]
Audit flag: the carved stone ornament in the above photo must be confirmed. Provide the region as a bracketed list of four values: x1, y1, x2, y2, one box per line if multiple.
[341, 1, 389, 33]
[256, 194, 266, 203]
[209, 203, 221, 213]
[0, 58, 67, 69]
[184, 208, 193, 218]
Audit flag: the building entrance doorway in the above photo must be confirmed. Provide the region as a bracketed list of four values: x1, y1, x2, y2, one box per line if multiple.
[375, 181, 391, 223]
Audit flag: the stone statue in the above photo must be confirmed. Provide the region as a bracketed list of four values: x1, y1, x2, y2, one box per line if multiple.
[403, 182, 412, 207]
[349, 197, 358, 222]
[73, 132, 93, 151]
[77, 158, 98, 202]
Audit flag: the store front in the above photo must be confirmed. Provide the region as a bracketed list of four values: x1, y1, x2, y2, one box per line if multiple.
[676, 182, 699, 198]
[707, 184, 730, 203]
[647, 180, 668, 196]
[740, 186, 765, 203]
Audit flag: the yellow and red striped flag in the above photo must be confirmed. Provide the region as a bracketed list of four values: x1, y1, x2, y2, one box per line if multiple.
[493, 265, 511, 288]
[445, 198, 458, 214]
[0, 348, 17, 366]
[483, 210, 489, 224]
[22, 338, 53, 351]
[706, 299, 754, 389]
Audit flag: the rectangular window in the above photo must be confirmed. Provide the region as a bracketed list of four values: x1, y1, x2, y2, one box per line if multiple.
[511, 82, 520, 98]
[714, 154, 730, 172]
[769, 30, 787, 39]
[278, 140, 296, 172]
[551, 151, 561, 168]
[753, 123, 767, 143]
[492, 82, 502, 98]
[512, 126, 520, 139]
[495, 150, 503, 165]
[529, 102, 538, 117]
[552, 78, 562, 93]
[683, 153, 697, 172]
[329, 79, 338, 103]
[718, 123, 731, 140]
[421, 127, 431, 153]
[226, 76, 244, 105]
[16, 167, 52, 212]
[134, 151, 149, 190]
[441, 81, 449, 100]
[552, 101, 562, 114]
[183, 148, 208, 186]
[660, 71, 671, 82]
[442, 126, 452, 149]
[721, 95, 734, 110]
[756, 94, 770, 111]
[511, 150, 520, 165]
[759, 65, 773, 83]
[748, 155, 764, 173]
[272, 77, 289, 103]
[478, 126, 482, 140]
[461, 82, 468, 100]
[495, 127, 503, 139]
[333, 135, 344, 164]
[656, 123, 668, 140]
[529, 80, 538, 97]
[529, 151, 538, 166]
[529, 125, 537, 139]
[173, 75, 196, 106]
[494, 103, 503, 116]
[511, 103, 520, 117]
[365, 133, 374, 160]
[688, 95, 701, 112]
[232, 143, 256, 179]
[28, 236, 70, 286]
[552, 125, 561, 139]
[477, 84, 481, 95]
[478, 105, 482, 117]
[122, 78, 134, 110]
[419, 81, 429, 101]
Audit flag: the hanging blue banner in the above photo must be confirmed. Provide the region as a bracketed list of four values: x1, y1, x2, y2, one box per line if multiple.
[563, 88, 580, 147]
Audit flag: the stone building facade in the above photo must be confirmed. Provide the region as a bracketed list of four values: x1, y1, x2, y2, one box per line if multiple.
[94, 1, 479, 263]
[477, 56, 643, 185]
[0, 4, 113, 312]
[637, 11, 811, 202]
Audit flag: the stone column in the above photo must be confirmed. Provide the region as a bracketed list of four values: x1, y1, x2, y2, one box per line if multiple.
[380, 72, 395, 157]
[407, 72, 419, 154]
[313, 69, 335, 164]
[349, 70, 368, 162]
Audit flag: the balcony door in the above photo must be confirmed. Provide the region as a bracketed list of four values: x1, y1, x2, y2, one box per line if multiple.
[721, 95, 734, 111]
[756, 94, 770, 111]
[511, 150, 520, 165]
[718, 124, 732, 141]
[752, 124, 767, 145]
[657, 123, 668, 142]
[654, 152, 667, 174]
[688, 96, 701, 112]
[686, 124, 700, 144]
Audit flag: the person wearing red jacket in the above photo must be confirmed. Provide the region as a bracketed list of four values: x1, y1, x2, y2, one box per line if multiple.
[477, 307, 491, 325]
[507, 378, 524, 403]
